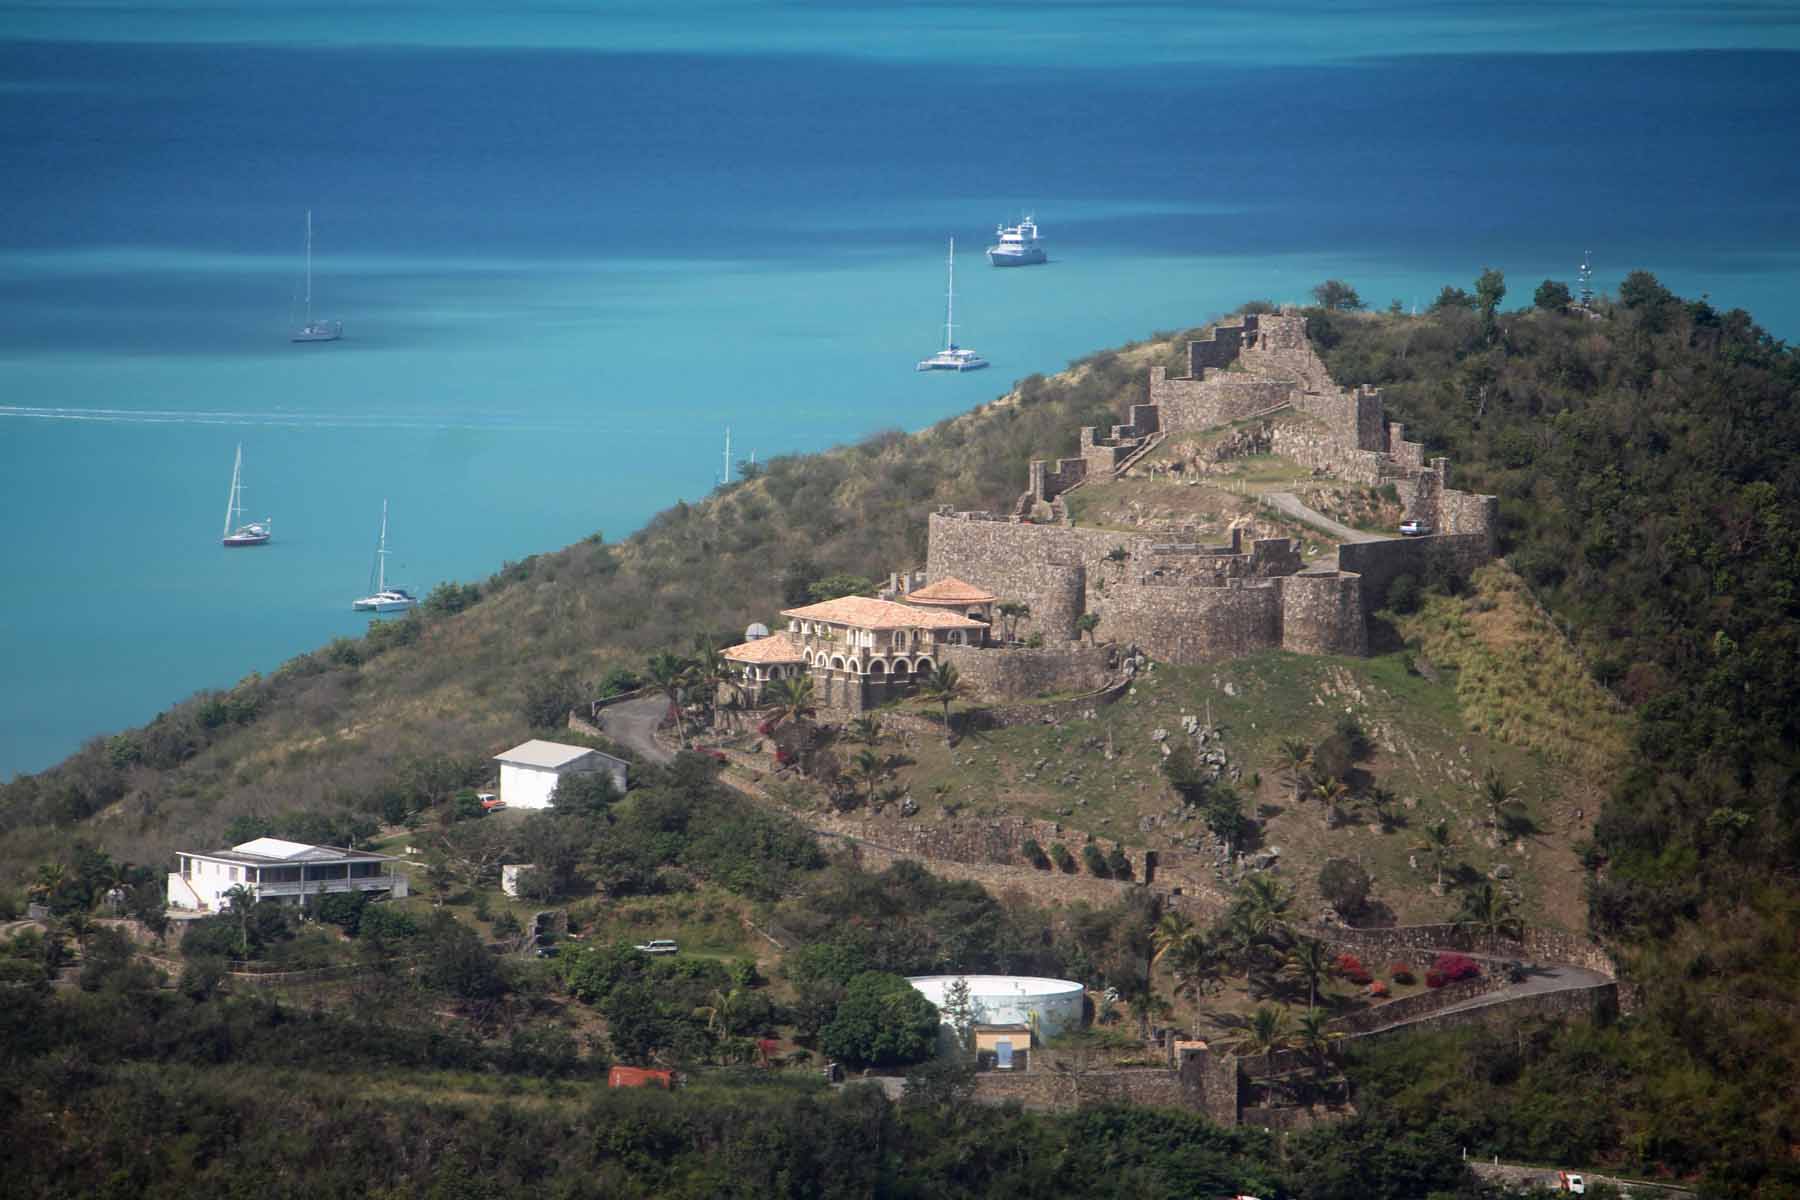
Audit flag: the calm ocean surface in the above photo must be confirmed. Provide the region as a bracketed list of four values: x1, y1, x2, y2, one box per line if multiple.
[2, 4, 1798, 775]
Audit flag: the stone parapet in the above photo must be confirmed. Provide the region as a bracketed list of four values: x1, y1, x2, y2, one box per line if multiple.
[1279, 570, 1367, 656]
[1337, 534, 1495, 611]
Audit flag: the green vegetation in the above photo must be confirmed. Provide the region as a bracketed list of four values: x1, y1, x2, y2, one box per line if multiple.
[3, 274, 1799, 1195]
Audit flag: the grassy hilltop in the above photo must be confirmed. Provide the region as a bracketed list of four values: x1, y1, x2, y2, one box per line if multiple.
[4, 273, 1800, 1196]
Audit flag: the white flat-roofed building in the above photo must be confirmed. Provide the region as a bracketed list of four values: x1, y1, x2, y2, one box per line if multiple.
[493, 739, 629, 811]
[167, 837, 407, 912]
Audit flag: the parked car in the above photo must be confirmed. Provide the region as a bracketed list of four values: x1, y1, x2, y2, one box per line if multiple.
[634, 939, 679, 955]
[1558, 1172, 1586, 1195]
[478, 792, 506, 811]
[1398, 519, 1431, 537]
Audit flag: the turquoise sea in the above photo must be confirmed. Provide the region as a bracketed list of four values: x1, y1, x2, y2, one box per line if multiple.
[2, 3, 1798, 776]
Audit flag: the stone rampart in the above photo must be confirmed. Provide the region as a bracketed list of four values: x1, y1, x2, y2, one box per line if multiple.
[1279, 570, 1368, 656]
[1149, 368, 1296, 434]
[1336, 534, 1496, 611]
[1270, 425, 1386, 484]
[1102, 579, 1282, 664]
[1187, 315, 1254, 373]
[940, 642, 1112, 702]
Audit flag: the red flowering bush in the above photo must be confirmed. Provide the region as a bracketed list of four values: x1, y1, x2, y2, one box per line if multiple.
[1333, 952, 1366, 977]
[1425, 953, 1480, 988]
[1346, 970, 1373, 986]
[1367, 981, 1389, 998]
[1433, 953, 1481, 982]
[1389, 963, 1416, 985]
[757, 720, 775, 736]
[774, 748, 795, 766]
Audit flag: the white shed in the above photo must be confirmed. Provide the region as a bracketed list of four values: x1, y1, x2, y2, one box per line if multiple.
[493, 739, 629, 810]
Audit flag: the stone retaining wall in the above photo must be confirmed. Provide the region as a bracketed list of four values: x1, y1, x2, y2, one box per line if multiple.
[1337, 533, 1496, 610]
[939, 643, 1113, 703]
[971, 1067, 1188, 1111]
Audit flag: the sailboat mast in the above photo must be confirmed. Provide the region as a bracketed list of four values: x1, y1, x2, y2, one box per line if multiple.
[944, 238, 956, 350]
[376, 499, 389, 593]
[223, 444, 242, 538]
[304, 210, 314, 326]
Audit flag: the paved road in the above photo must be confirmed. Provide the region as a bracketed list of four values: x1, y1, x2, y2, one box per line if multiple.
[1265, 491, 1392, 544]
[1353, 961, 1614, 1038]
[595, 695, 676, 765]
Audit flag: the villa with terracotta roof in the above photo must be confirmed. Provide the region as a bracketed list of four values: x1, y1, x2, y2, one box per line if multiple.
[781, 594, 989, 714]
[891, 575, 997, 623]
[722, 631, 806, 705]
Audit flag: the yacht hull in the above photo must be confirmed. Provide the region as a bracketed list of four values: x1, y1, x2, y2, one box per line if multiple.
[292, 324, 342, 343]
[222, 534, 270, 547]
[987, 248, 1046, 267]
[352, 598, 415, 612]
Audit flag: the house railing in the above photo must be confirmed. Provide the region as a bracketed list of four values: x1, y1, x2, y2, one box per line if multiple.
[252, 875, 405, 898]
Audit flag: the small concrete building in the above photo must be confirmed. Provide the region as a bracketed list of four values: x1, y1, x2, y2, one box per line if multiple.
[493, 739, 629, 810]
[167, 837, 406, 912]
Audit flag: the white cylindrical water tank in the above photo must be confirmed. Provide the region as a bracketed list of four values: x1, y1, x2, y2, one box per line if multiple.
[906, 974, 1086, 1040]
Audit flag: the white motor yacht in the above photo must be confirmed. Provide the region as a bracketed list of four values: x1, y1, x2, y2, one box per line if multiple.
[986, 216, 1046, 267]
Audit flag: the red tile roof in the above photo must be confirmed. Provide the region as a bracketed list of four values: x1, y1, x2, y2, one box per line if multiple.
[782, 595, 986, 630]
[904, 576, 998, 604]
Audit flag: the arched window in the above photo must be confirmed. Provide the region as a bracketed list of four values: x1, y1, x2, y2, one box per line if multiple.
[830, 655, 846, 671]
[870, 659, 887, 675]
[915, 657, 934, 673]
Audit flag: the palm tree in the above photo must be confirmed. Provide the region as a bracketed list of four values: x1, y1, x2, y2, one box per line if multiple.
[690, 636, 729, 730]
[1415, 819, 1456, 891]
[1290, 1006, 1343, 1067]
[1232, 1005, 1291, 1056]
[646, 651, 695, 747]
[996, 601, 1032, 644]
[765, 674, 816, 730]
[1127, 988, 1173, 1040]
[1164, 935, 1223, 1037]
[1481, 768, 1518, 832]
[1151, 912, 1195, 967]
[1234, 874, 1294, 930]
[1284, 937, 1333, 1011]
[1368, 785, 1401, 832]
[1454, 881, 1524, 943]
[918, 662, 967, 744]
[1310, 774, 1352, 828]
[1075, 612, 1102, 644]
[851, 749, 884, 806]
[847, 716, 882, 747]
[1276, 738, 1312, 805]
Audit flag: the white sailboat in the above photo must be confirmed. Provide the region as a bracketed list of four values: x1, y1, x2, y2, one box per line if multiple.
[352, 500, 417, 612]
[221, 444, 272, 547]
[292, 209, 342, 343]
[916, 237, 989, 372]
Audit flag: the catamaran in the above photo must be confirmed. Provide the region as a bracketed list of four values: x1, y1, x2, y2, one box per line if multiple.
[352, 500, 418, 612]
[986, 216, 1046, 267]
[916, 238, 989, 372]
[292, 209, 342, 343]
[221, 444, 272, 547]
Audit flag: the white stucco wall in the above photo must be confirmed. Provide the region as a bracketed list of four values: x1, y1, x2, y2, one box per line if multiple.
[499, 761, 560, 810]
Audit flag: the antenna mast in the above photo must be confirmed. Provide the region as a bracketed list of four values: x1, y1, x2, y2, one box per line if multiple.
[721, 426, 732, 486]
[1578, 250, 1594, 311]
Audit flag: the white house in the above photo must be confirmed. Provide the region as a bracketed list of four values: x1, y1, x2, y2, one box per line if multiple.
[493, 739, 629, 811]
[167, 837, 407, 912]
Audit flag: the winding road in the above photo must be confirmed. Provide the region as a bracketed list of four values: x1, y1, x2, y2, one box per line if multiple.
[594, 695, 676, 765]
[1265, 491, 1391, 544]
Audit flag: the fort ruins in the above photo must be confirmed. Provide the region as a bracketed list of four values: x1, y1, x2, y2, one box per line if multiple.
[735, 310, 1499, 718]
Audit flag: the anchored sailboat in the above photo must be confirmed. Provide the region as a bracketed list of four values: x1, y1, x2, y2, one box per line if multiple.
[221, 444, 272, 548]
[916, 237, 988, 372]
[352, 500, 417, 612]
[292, 209, 342, 343]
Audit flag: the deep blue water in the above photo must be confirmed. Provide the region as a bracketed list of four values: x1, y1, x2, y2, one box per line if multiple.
[2, 8, 1798, 776]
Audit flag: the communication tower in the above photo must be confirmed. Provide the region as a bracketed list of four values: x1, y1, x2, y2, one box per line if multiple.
[1577, 250, 1594, 310]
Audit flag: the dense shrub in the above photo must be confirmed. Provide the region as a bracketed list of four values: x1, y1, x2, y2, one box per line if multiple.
[1389, 963, 1416, 985]
[1424, 953, 1480, 989]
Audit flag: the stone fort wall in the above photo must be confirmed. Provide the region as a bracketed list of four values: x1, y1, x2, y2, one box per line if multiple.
[1337, 533, 1496, 611]
[939, 642, 1113, 702]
